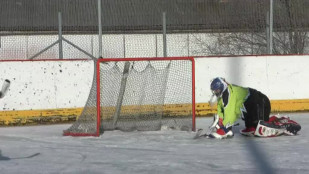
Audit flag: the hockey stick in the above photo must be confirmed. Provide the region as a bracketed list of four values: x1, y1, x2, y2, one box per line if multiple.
[0, 152, 40, 161]
[193, 128, 215, 139]
[193, 114, 219, 139]
[0, 79, 10, 99]
[193, 122, 240, 139]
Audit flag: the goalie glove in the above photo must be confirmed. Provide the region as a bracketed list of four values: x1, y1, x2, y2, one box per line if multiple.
[209, 115, 234, 139]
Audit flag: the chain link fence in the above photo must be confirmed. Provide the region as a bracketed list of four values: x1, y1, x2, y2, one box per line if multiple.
[0, 0, 309, 60]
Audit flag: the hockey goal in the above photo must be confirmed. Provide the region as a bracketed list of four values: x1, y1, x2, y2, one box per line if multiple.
[64, 57, 196, 136]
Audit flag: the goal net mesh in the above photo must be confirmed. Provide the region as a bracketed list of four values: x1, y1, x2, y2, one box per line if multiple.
[64, 58, 194, 136]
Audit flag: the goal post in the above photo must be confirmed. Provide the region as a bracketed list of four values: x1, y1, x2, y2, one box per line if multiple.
[64, 57, 196, 136]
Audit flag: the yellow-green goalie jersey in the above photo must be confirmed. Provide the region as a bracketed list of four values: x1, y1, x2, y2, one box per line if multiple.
[216, 83, 249, 127]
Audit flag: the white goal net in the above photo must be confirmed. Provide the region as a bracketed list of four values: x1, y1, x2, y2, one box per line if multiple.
[64, 57, 195, 136]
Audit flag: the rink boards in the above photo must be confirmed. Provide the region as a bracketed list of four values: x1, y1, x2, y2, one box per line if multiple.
[0, 99, 308, 126]
[0, 55, 309, 126]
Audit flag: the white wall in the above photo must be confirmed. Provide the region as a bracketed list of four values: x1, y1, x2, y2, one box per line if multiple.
[0, 55, 308, 111]
[0, 60, 93, 111]
[195, 55, 309, 102]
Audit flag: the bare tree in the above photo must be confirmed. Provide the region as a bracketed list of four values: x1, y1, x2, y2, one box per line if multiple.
[191, 0, 309, 56]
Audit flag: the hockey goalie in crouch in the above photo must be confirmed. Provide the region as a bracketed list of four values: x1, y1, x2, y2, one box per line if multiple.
[197, 77, 301, 139]
[0, 79, 10, 99]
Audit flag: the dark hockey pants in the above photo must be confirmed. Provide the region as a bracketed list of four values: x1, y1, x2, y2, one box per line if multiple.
[242, 88, 271, 128]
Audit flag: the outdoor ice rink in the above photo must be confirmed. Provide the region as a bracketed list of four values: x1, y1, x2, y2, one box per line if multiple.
[0, 113, 308, 174]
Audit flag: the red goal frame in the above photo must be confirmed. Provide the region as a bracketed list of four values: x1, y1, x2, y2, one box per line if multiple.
[64, 57, 196, 136]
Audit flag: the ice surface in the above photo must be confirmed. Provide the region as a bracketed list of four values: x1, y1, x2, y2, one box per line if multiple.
[0, 113, 308, 174]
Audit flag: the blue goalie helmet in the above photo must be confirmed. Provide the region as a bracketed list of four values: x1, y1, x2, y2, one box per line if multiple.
[210, 77, 225, 97]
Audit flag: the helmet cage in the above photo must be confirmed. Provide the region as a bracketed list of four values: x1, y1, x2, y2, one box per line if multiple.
[210, 78, 225, 97]
[212, 88, 222, 97]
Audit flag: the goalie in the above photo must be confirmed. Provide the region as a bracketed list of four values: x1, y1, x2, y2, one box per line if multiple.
[207, 77, 301, 139]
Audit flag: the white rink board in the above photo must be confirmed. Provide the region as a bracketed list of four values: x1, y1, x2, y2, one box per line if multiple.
[195, 55, 309, 102]
[0, 55, 308, 111]
[0, 60, 93, 111]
